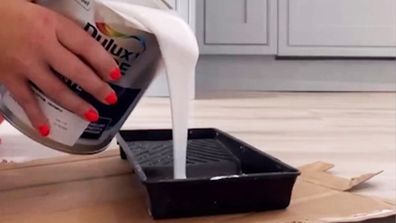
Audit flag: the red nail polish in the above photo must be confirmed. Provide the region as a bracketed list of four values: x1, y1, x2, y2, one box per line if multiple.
[38, 124, 50, 137]
[84, 109, 99, 122]
[110, 68, 121, 81]
[105, 92, 118, 105]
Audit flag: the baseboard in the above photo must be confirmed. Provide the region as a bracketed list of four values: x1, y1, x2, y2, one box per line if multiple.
[196, 56, 396, 92]
[144, 71, 196, 99]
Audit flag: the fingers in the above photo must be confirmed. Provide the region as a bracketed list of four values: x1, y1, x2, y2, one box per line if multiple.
[6, 79, 50, 137]
[55, 15, 121, 81]
[6, 63, 104, 138]
[28, 64, 101, 123]
[46, 43, 118, 106]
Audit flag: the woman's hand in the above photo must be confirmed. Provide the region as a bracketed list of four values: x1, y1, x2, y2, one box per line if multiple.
[0, 0, 121, 136]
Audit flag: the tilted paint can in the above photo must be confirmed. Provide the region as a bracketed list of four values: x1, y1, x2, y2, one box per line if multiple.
[0, 0, 167, 154]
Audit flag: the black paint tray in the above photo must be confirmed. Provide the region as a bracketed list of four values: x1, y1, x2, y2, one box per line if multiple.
[116, 128, 300, 219]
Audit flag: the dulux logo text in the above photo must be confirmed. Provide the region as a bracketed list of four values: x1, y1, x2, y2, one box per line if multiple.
[84, 22, 146, 75]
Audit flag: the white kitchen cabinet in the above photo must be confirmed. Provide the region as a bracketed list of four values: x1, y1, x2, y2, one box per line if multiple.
[163, 0, 175, 7]
[278, 0, 396, 57]
[197, 0, 277, 55]
[161, 0, 195, 29]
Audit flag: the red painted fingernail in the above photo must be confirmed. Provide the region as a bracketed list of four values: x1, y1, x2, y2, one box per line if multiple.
[105, 92, 118, 105]
[110, 68, 121, 81]
[84, 109, 99, 122]
[38, 124, 50, 137]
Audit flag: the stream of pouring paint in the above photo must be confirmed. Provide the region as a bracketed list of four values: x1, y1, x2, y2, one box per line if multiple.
[97, 0, 199, 179]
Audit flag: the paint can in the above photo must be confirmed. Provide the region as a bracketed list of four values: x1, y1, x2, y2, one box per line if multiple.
[0, 0, 166, 154]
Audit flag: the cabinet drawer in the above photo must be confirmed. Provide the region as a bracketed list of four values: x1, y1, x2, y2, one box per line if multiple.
[279, 0, 396, 57]
[197, 0, 277, 55]
[205, 0, 268, 44]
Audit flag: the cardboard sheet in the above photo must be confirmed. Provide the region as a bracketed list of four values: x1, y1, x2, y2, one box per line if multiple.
[234, 161, 395, 223]
[0, 151, 394, 222]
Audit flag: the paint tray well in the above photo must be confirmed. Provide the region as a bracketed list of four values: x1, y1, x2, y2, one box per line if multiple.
[116, 128, 300, 219]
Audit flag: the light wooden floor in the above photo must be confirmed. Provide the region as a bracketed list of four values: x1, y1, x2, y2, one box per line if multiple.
[1, 92, 395, 201]
[126, 92, 396, 202]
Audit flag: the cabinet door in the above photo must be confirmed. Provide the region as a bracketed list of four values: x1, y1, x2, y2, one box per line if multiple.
[279, 0, 396, 57]
[161, 0, 193, 24]
[197, 0, 277, 55]
[163, 0, 176, 8]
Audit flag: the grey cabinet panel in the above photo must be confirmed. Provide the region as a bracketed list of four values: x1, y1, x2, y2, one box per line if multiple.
[197, 0, 277, 55]
[163, 0, 176, 8]
[205, 0, 268, 44]
[278, 0, 396, 57]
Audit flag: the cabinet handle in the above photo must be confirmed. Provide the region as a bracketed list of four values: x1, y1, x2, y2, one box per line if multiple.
[244, 0, 248, 23]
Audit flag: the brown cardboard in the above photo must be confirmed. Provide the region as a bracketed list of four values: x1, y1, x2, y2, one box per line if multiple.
[0, 151, 394, 223]
[299, 161, 384, 191]
[225, 161, 395, 223]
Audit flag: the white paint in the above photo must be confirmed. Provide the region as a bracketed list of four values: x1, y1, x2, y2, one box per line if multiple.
[145, 0, 196, 98]
[97, 0, 199, 179]
[210, 175, 240, 181]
